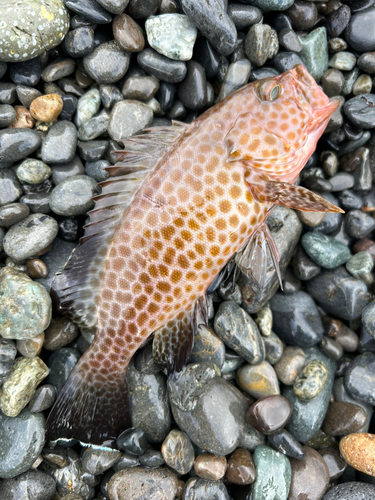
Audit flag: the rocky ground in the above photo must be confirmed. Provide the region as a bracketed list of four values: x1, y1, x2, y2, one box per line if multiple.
[0, 0, 375, 499]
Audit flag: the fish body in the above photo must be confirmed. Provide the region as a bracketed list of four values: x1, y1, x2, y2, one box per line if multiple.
[46, 65, 342, 446]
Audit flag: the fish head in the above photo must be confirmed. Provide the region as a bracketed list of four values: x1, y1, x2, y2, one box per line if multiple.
[231, 65, 339, 182]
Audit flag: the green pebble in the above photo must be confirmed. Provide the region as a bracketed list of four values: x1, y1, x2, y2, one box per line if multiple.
[301, 232, 351, 269]
[346, 251, 374, 278]
[0, 267, 52, 340]
[75, 89, 101, 128]
[298, 27, 328, 82]
[329, 51, 357, 71]
[251, 445, 292, 500]
[293, 359, 328, 401]
[14, 159, 51, 185]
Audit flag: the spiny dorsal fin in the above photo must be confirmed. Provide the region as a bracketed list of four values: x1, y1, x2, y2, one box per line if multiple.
[51, 122, 188, 328]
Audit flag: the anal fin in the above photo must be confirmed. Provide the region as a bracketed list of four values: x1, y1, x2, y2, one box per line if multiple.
[249, 181, 344, 213]
[152, 297, 208, 375]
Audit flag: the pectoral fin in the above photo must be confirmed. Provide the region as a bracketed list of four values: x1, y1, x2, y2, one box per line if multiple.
[248, 180, 344, 213]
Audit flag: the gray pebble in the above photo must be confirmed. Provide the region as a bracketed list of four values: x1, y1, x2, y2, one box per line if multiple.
[344, 94, 375, 129]
[49, 175, 99, 216]
[0, 129, 41, 163]
[41, 121, 77, 164]
[345, 209, 375, 239]
[85, 159, 110, 182]
[16, 86, 42, 109]
[137, 48, 187, 83]
[77, 109, 110, 141]
[41, 59, 76, 83]
[51, 155, 85, 185]
[83, 41, 130, 84]
[0, 470, 56, 500]
[0, 105, 16, 128]
[0, 169, 22, 206]
[51, 448, 95, 499]
[323, 482, 375, 500]
[75, 89, 101, 128]
[81, 447, 122, 475]
[0, 338, 17, 386]
[46, 348, 80, 395]
[28, 384, 56, 413]
[107, 100, 153, 141]
[14, 159, 51, 185]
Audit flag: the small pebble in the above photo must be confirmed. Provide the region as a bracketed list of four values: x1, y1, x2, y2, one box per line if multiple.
[30, 94, 63, 123]
[162, 430, 195, 475]
[237, 361, 280, 399]
[293, 360, 328, 401]
[322, 402, 367, 436]
[288, 447, 329, 500]
[339, 433, 375, 477]
[246, 395, 292, 435]
[16, 332, 44, 358]
[28, 384, 56, 413]
[194, 453, 227, 480]
[226, 448, 256, 485]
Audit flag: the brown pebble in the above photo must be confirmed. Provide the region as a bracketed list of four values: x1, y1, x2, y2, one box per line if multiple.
[10, 106, 34, 129]
[75, 67, 94, 89]
[44, 317, 79, 351]
[246, 395, 292, 435]
[318, 447, 347, 481]
[353, 238, 375, 262]
[322, 402, 367, 436]
[304, 429, 338, 450]
[30, 94, 63, 123]
[288, 446, 330, 500]
[339, 433, 375, 477]
[26, 259, 48, 279]
[194, 452, 227, 480]
[274, 346, 306, 385]
[16, 332, 45, 358]
[176, 478, 184, 498]
[226, 448, 256, 485]
[297, 210, 325, 227]
[323, 316, 341, 338]
[113, 13, 145, 52]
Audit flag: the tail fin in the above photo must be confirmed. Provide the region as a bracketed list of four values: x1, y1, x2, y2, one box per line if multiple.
[45, 358, 130, 448]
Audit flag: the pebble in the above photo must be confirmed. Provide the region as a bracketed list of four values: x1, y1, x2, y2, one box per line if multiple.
[0, 105, 16, 128]
[41, 59, 76, 83]
[117, 427, 148, 455]
[0, 408, 45, 479]
[306, 267, 371, 321]
[320, 336, 343, 360]
[344, 352, 375, 405]
[16, 87, 42, 109]
[29, 94, 63, 124]
[183, 477, 231, 500]
[122, 76, 160, 102]
[168, 363, 263, 455]
[346, 251, 374, 279]
[302, 232, 351, 269]
[41, 121, 78, 164]
[245, 24, 278, 68]
[246, 396, 292, 435]
[50, 448, 95, 498]
[357, 52, 375, 74]
[298, 27, 329, 82]
[77, 109, 109, 141]
[251, 446, 292, 500]
[146, 14, 197, 61]
[44, 317, 79, 351]
[28, 384, 56, 413]
[0, 129, 41, 163]
[269, 291, 324, 348]
[227, 5, 262, 30]
[214, 301, 264, 364]
[193, 453, 227, 480]
[177, 61, 207, 111]
[293, 359, 328, 401]
[267, 429, 306, 460]
[138, 48, 187, 83]
[237, 361, 280, 399]
[0, 169, 22, 206]
[274, 346, 306, 386]
[216, 59, 252, 102]
[0, 0, 69, 62]
[0, 356, 49, 417]
[9, 57, 41, 87]
[319, 447, 347, 481]
[64, 27, 95, 59]
[284, 347, 335, 443]
[344, 6, 375, 52]
[0, 339, 17, 385]
[180, 0, 237, 57]
[345, 209, 375, 239]
[107, 100, 153, 141]
[329, 51, 357, 72]
[0, 470, 56, 500]
[17, 332, 45, 358]
[113, 14, 145, 52]
[323, 482, 375, 500]
[322, 402, 367, 436]
[49, 175, 99, 216]
[226, 448, 256, 485]
[112, 453, 139, 471]
[46, 347, 80, 395]
[288, 447, 329, 500]
[10, 105, 34, 129]
[264, 331, 284, 365]
[0, 83, 17, 105]
[353, 74, 373, 95]
[340, 433, 375, 477]
[286, 1, 318, 31]
[189, 325, 225, 369]
[107, 467, 178, 500]
[344, 94, 375, 129]
[83, 41, 130, 84]
[293, 245, 321, 281]
[85, 159, 110, 182]
[248, 0, 293, 10]
[81, 447, 121, 475]
[65, 0, 112, 23]
[78, 139, 109, 161]
[0, 267, 52, 340]
[75, 89, 101, 128]
[14, 159, 51, 185]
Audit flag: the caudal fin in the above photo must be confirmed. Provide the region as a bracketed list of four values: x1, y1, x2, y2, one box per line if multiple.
[45, 359, 130, 448]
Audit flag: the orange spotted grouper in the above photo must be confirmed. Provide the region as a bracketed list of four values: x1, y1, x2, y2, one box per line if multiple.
[46, 65, 343, 447]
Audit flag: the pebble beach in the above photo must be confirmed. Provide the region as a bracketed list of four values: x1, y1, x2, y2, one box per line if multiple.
[0, 0, 375, 499]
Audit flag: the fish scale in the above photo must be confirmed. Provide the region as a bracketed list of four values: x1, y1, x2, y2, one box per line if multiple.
[46, 65, 343, 447]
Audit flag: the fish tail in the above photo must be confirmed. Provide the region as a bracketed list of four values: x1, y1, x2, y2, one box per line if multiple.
[45, 355, 131, 448]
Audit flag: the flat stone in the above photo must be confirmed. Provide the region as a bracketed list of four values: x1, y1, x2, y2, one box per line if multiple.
[138, 48, 187, 83]
[81, 447, 121, 475]
[267, 429, 306, 460]
[121, 76, 160, 102]
[288, 447, 329, 500]
[340, 433, 375, 477]
[0, 470, 56, 500]
[65, 0, 112, 23]
[107, 100, 153, 141]
[0, 201, 30, 227]
[227, 4, 262, 30]
[46, 348, 80, 395]
[28, 384, 56, 413]
[251, 446, 292, 500]
[302, 232, 351, 269]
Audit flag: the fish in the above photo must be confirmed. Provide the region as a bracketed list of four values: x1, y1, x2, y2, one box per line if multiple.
[46, 64, 343, 447]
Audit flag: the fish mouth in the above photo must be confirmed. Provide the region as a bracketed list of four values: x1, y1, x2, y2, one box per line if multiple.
[314, 97, 340, 121]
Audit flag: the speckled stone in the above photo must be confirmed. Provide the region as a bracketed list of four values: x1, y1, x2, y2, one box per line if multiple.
[293, 360, 328, 401]
[0, 105, 16, 128]
[301, 232, 351, 269]
[146, 14, 197, 61]
[0, 128, 41, 163]
[0, 356, 49, 417]
[329, 51, 357, 71]
[274, 346, 306, 385]
[29, 94, 63, 123]
[41, 121, 77, 164]
[298, 27, 329, 82]
[251, 446, 292, 500]
[0, 169, 22, 206]
[162, 430, 195, 475]
[9, 105, 34, 129]
[226, 448, 256, 485]
[0, 470, 56, 500]
[0, 0, 69, 62]
[81, 447, 121, 475]
[14, 159, 51, 185]
[17, 332, 44, 358]
[340, 433, 375, 477]
[0, 267, 52, 340]
[245, 24, 278, 67]
[323, 482, 375, 500]
[83, 41, 130, 84]
[0, 408, 45, 479]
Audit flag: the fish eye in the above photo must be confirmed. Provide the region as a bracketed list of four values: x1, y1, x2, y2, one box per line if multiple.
[258, 81, 281, 102]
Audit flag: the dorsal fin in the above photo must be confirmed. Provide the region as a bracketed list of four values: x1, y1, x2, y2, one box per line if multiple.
[51, 122, 187, 328]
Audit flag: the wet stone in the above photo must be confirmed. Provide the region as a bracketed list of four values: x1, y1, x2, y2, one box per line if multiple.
[323, 482, 375, 500]
[268, 429, 306, 460]
[28, 384, 56, 413]
[344, 6, 375, 53]
[188, 325, 225, 369]
[177, 61, 207, 111]
[49, 175, 99, 216]
[227, 4, 262, 30]
[0, 470, 56, 500]
[293, 245, 321, 281]
[78, 139, 109, 161]
[269, 291, 324, 348]
[293, 359, 328, 401]
[138, 48, 187, 83]
[339, 433, 375, 477]
[60, 95, 78, 121]
[64, 27, 95, 58]
[41, 59, 76, 83]
[226, 448, 256, 485]
[246, 395, 292, 435]
[113, 13, 145, 53]
[357, 52, 375, 74]
[85, 159, 110, 182]
[0, 83, 17, 105]
[301, 232, 351, 269]
[44, 317, 79, 351]
[216, 59, 252, 102]
[306, 267, 371, 321]
[286, 1, 318, 31]
[15, 159, 51, 185]
[139, 449, 164, 468]
[65, 0, 112, 23]
[319, 447, 346, 481]
[0, 339, 16, 386]
[214, 301, 265, 365]
[353, 74, 373, 96]
[41, 121, 77, 164]
[161, 430, 194, 475]
[326, 4, 351, 38]
[322, 402, 367, 436]
[122, 76, 160, 102]
[83, 41, 130, 84]
[75, 89, 101, 128]
[9, 57, 41, 87]
[10, 105, 34, 129]
[77, 109, 110, 141]
[0, 129, 41, 163]
[345, 209, 375, 239]
[0, 169, 22, 206]
[346, 251, 374, 279]
[274, 346, 306, 386]
[107, 100, 153, 141]
[320, 337, 343, 360]
[30, 94, 63, 123]
[108, 466, 178, 500]
[298, 27, 329, 82]
[180, 0, 237, 57]
[50, 448, 94, 499]
[329, 51, 357, 72]
[245, 24, 278, 68]
[344, 94, 375, 129]
[288, 447, 329, 500]
[237, 361, 280, 400]
[82, 447, 121, 475]
[46, 348, 80, 395]
[117, 427, 148, 456]
[264, 331, 284, 365]
[17, 332, 44, 358]
[338, 190, 363, 211]
[0, 105, 16, 128]
[100, 85, 123, 111]
[0, 408, 45, 479]
[251, 446, 292, 500]
[344, 352, 375, 405]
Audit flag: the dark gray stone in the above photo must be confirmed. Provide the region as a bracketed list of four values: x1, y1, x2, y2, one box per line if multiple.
[0, 169, 22, 207]
[344, 6, 375, 52]
[188, 325, 225, 369]
[49, 175, 99, 216]
[183, 478, 231, 500]
[137, 48, 187, 83]
[293, 245, 321, 281]
[177, 61, 207, 111]
[81, 447, 121, 475]
[83, 41, 130, 84]
[323, 482, 375, 499]
[51, 448, 95, 499]
[344, 352, 375, 405]
[344, 94, 375, 129]
[0, 129, 41, 163]
[0, 105, 16, 128]
[65, 0, 112, 23]
[46, 348, 80, 395]
[41, 121, 77, 164]
[345, 209, 375, 239]
[35, 238, 77, 292]
[0, 470, 56, 500]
